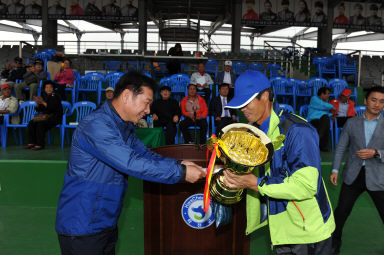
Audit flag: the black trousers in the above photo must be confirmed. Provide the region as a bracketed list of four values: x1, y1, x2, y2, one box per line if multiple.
[179, 117, 207, 144]
[275, 237, 332, 255]
[154, 119, 177, 145]
[214, 117, 236, 136]
[58, 227, 118, 255]
[197, 88, 211, 103]
[27, 119, 57, 146]
[336, 116, 351, 128]
[56, 84, 67, 100]
[310, 115, 330, 151]
[333, 167, 384, 243]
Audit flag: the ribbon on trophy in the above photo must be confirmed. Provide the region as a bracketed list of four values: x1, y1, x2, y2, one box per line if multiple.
[203, 134, 221, 213]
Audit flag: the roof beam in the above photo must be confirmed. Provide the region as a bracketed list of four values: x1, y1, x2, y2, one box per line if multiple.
[334, 32, 384, 44]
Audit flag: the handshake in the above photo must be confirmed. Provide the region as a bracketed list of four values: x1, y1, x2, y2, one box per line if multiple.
[181, 160, 206, 183]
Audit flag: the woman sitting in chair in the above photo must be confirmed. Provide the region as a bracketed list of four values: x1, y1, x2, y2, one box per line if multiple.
[54, 59, 75, 100]
[24, 81, 63, 151]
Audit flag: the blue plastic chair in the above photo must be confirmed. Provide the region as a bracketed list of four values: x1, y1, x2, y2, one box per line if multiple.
[104, 72, 123, 91]
[299, 105, 308, 119]
[355, 106, 366, 116]
[170, 74, 190, 102]
[76, 73, 104, 105]
[308, 77, 328, 96]
[1, 101, 36, 147]
[143, 72, 152, 78]
[291, 79, 311, 110]
[248, 63, 266, 74]
[205, 59, 218, 80]
[180, 63, 189, 74]
[232, 62, 247, 77]
[278, 103, 294, 114]
[33, 52, 52, 71]
[313, 57, 337, 78]
[60, 101, 97, 148]
[47, 101, 72, 145]
[126, 61, 141, 72]
[271, 77, 295, 110]
[103, 61, 122, 73]
[329, 78, 349, 98]
[267, 63, 286, 78]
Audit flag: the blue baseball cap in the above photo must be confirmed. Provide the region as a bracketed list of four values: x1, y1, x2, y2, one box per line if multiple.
[225, 70, 271, 109]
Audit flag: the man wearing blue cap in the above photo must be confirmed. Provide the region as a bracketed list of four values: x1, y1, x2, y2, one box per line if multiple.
[222, 70, 335, 254]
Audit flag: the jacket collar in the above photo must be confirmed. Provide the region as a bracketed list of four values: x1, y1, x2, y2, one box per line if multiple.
[105, 100, 134, 128]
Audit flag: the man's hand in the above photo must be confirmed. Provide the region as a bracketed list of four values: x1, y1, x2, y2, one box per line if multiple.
[202, 83, 208, 88]
[152, 113, 158, 121]
[188, 113, 195, 120]
[185, 164, 206, 183]
[215, 117, 221, 121]
[196, 115, 203, 120]
[330, 172, 338, 186]
[356, 149, 375, 159]
[173, 115, 179, 123]
[223, 170, 259, 191]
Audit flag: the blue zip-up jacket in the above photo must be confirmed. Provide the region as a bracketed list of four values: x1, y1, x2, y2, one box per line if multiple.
[307, 95, 333, 122]
[55, 102, 184, 236]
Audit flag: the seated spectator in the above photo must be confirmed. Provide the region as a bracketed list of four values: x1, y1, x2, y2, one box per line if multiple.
[180, 84, 208, 144]
[24, 81, 63, 151]
[190, 62, 213, 103]
[151, 86, 181, 145]
[307, 87, 334, 152]
[209, 84, 237, 135]
[1, 63, 12, 79]
[104, 87, 114, 104]
[330, 88, 356, 127]
[216, 60, 236, 99]
[6, 57, 26, 86]
[14, 60, 47, 101]
[54, 59, 75, 100]
[0, 84, 18, 125]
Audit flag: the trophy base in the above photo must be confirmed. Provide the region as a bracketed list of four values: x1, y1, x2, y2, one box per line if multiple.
[210, 172, 243, 205]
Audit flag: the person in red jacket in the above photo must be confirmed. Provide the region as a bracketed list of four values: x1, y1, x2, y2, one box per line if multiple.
[330, 88, 356, 127]
[180, 84, 208, 144]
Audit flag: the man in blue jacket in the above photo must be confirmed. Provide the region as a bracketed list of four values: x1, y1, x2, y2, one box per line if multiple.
[308, 87, 335, 152]
[55, 71, 205, 254]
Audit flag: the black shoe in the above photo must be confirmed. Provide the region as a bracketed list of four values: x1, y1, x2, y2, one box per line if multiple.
[332, 238, 341, 255]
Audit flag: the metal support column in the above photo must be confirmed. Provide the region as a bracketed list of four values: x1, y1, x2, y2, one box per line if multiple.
[42, 0, 57, 48]
[138, 0, 147, 53]
[231, 0, 241, 54]
[120, 32, 126, 51]
[358, 51, 362, 87]
[76, 32, 83, 55]
[317, 2, 334, 56]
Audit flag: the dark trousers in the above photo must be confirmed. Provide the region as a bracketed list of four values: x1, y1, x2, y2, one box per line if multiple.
[310, 115, 330, 151]
[154, 119, 177, 145]
[58, 227, 118, 255]
[336, 116, 351, 128]
[275, 236, 332, 255]
[197, 88, 211, 103]
[56, 84, 67, 100]
[27, 119, 57, 146]
[333, 167, 384, 243]
[179, 117, 207, 144]
[214, 117, 236, 135]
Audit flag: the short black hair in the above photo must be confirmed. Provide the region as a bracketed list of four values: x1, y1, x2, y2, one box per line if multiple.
[43, 80, 55, 90]
[187, 83, 197, 89]
[114, 71, 157, 98]
[64, 58, 72, 66]
[365, 86, 384, 99]
[317, 87, 331, 96]
[160, 86, 171, 92]
[315, 1, 323, 8]
[281, 0, 289, 5]
[219, 83, 230, 90]
[256, 87, 274, 102]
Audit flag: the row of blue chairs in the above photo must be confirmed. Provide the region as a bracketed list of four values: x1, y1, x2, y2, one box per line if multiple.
[313, 53, 357, 85]
[272, 77, 357, 111]
[0, 100, 96, 148]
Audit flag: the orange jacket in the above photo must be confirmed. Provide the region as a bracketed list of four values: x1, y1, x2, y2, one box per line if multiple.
[330, 98, 356, 117]
[180, 95, 208, 120]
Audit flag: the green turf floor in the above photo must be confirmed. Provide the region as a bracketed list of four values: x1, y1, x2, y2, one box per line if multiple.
[0, 146, 383, 255]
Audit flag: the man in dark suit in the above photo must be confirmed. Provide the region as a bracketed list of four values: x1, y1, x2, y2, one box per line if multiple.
[216, 60, 236, 99]
[209, 83, 237, 135]
[330, 86, 384, 255]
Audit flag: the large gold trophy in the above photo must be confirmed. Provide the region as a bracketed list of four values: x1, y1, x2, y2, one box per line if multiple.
[205, 123, 274, 206]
